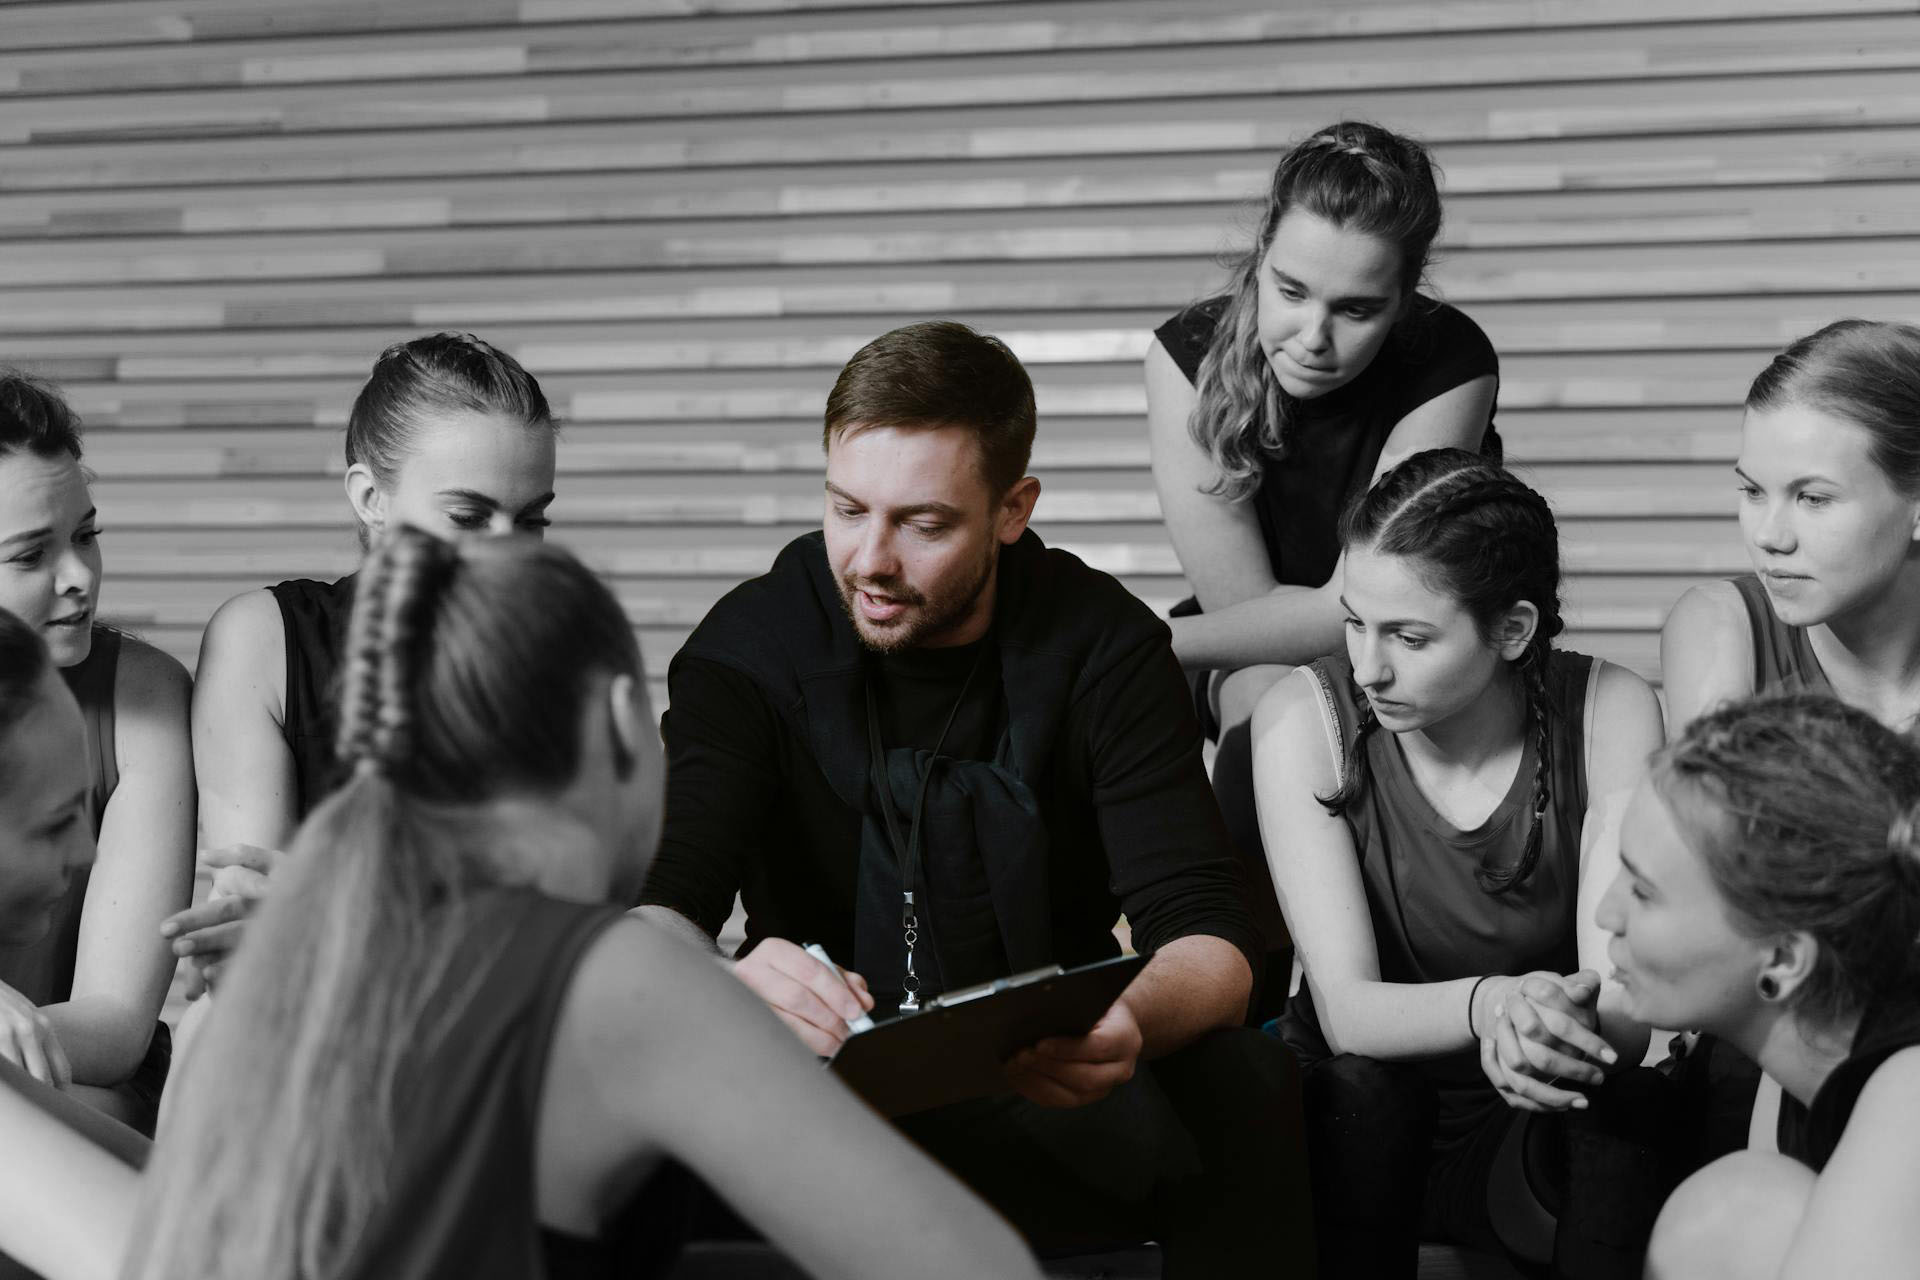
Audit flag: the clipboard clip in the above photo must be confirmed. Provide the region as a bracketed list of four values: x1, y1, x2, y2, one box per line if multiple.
[922, 964, 1066, 1012]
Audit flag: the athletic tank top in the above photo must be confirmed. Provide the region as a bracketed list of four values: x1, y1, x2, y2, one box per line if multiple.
[1279, 650, 1597, 1088]
[268, 575, 356, 818]
[0, 626, 121, 1005]
[1729, 575, 1832, 696]
[1777, 988, 1920, 1171]
[337, 888, 692, 1279]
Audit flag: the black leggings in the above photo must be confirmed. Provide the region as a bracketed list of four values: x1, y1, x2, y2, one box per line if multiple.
[1302, 1054, 1682, 1280]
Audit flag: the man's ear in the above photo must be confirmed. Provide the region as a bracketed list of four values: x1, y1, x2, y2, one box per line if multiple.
[605, 672, 641, 780]
[1492, 600, 1540, 662]
[344, 463, 387, 540]
[996, 475, 1042, 545]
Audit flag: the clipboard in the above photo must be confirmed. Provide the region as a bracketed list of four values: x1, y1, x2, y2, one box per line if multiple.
[828, 952, 1147, 1118]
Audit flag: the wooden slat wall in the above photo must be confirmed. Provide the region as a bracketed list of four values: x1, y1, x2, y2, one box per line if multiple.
[5, 0, 1917, 699]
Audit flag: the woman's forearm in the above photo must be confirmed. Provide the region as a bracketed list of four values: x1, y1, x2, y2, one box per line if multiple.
[1170, 583, 1346, 670]
[1312, 974, 1485, 1061]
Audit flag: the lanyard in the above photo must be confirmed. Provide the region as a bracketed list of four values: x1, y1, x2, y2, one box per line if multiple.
[864, 645, 988, 1014]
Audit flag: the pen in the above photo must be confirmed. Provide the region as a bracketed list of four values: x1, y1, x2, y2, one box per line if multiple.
[802, 942, 877, 1034]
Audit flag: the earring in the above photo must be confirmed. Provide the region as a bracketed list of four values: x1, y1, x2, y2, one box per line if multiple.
[1757, 974, 1780, 1001]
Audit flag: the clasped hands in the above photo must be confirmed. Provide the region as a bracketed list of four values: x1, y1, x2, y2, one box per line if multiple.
[1472, 968, 1617, 1113]
[731, 937, 1141, 1109]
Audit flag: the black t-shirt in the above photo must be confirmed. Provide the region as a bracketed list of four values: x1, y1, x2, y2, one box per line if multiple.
[1778, 988, 1920, 1172]
[1154, 295, 1499, 588]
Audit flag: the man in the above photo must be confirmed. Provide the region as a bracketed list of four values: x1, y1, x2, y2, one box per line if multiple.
[638, 321, 1314, 1275]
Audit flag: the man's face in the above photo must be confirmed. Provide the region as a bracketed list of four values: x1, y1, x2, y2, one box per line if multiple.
[823, 424, 1024, 652]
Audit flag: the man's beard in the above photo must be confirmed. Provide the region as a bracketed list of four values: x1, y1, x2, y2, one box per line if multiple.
[837, 541, 998, 654]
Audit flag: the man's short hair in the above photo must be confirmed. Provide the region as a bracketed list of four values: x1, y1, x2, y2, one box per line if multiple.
[823, 321, 1036, 496]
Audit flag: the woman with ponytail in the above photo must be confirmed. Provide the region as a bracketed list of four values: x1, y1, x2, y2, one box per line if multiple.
[1601, 695, 1920, 1278]
[1250, 449, 1667, 1277]
[129, 529, 1043, 1280]
[175, 332, 558, 981]
[1145, 121, 1500, 979]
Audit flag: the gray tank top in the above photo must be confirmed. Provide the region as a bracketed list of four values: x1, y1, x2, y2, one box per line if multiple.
[1279, 649, 1597, 1084]
[1729, 575, 1831, 696]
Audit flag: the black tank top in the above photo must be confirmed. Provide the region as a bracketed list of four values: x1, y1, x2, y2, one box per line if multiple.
[0, 626, 121, 1005]
[1280, 650, 1596, 1089]
[1778, 990, 1920, 1171]
[268, 575, 356, 817]
[1154, 295, 1500, 589]
[337, 888, 692, 1279]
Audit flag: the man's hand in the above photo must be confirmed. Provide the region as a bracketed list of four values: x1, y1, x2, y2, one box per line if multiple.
[729, 938, 874, 1057]
[1005, 997, 1144, 1109]
[161, 844, 283, 993]
[1475, 969, 1617, 1113]
[0, 980, 70, 1090]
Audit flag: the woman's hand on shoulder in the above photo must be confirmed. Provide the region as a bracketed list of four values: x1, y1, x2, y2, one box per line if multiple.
[1660, 581, 1755, 740]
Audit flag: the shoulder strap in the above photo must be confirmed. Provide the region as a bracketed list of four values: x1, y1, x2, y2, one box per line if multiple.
[1302, 665, 1349, 789]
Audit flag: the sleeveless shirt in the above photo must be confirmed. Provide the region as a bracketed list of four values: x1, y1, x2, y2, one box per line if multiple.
[1777, 989, 1920, 1172]
[268, 575, 357, 818]
[1154, 295, 1500, 590]
[1728, 575, 1833, 697]
[0, 626, 121, 1005]
[1279, 650, 1597, 1091]
[337, 888, 692, 1280]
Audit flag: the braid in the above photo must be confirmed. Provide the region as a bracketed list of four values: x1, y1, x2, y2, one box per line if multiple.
[1478, 644, 1554, 894]
[1319, 672, 1380, 813]
[334, 528, 458, 780]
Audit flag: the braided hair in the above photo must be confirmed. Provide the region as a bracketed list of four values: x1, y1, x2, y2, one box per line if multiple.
[1655, 693, 1920, 1030]
[332, 524, 638, 801]
[1319, 448, 1566, 894]
[1190, 120, 1449, 500]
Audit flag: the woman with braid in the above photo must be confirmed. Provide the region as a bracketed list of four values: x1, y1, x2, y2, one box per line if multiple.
[1146, 121, 1500, 989]
[1249, 449, 1668, 1277]
[1601, 696, 1920, 1278]
[128, 530, 1044, 1280]
[172, 332, 558, 982]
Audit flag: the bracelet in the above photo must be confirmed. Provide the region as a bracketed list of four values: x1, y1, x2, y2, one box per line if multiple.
[1467, 975, 1492, 1040]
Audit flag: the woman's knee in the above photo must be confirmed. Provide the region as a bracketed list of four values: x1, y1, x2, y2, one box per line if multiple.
[1646, 1151, 1814, 1280]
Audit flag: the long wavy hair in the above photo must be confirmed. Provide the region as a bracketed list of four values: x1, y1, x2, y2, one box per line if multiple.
[124, 528, 640, 1280]
[1655, 693, 1920, 1030]
[1191, 121, 1446, 500]
[1319, 448, 1565, 894]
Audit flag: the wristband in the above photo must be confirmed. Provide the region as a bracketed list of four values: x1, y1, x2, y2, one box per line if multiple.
[1467, 975, 1492, 1040]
